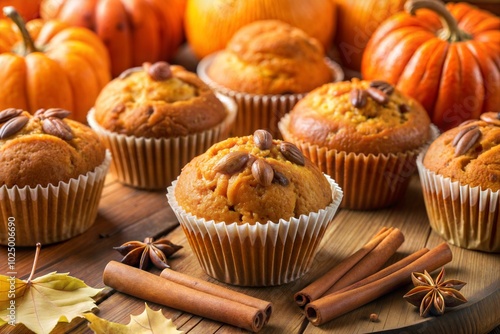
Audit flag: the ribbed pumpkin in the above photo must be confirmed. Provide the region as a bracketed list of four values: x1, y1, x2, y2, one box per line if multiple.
[40, 0, 185, 77]
[362, 0, 500, 130]
[332, 0, 406, 71]
[185, 0, 336, 60]
[0, 7, 111, 123]
[0, 0, 41, 20]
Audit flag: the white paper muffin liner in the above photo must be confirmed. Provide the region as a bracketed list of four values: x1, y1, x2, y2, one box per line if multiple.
[417, 150, 500, 252]
[197, 52, 344, 138]
[279, 115, 439, 210]
[87, 94, 237, 190]
[166, 174, 343, 286]
[0, 150, 111, 246]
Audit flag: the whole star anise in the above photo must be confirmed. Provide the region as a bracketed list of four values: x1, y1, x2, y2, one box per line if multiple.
[403, 267, 467, 317]
[114, 237, 182, 270]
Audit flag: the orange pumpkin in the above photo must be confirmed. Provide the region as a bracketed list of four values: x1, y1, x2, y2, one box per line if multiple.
[0, 0, 41, 20]
[185, 0, 336, 60]
[0, 7, 111, 123]
[332, 0, 406, 71]
[362, 0, 500, 130]
[40, 0, 186, 77]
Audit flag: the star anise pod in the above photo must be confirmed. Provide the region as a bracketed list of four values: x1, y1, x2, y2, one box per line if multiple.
[403, 267, 467, 317]
[113, 237, 182, 270]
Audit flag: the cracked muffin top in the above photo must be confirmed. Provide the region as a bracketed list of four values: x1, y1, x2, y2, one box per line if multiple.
[0, 108, 106, 188]
[205, 20, 334, 95]
[283, 79, 432, 155]
[423, 112, 500, 191]
[93, 62, 228, 138]
[174, 130, 333, 224]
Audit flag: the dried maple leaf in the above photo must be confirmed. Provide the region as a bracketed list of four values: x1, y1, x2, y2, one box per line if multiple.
[84, 303, 183, 334]
[0, 243, 102, 334]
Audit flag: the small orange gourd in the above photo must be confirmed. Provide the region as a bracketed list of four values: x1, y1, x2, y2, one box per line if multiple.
[362, 0, 500, 130]
[0, 7, 111, 123]
[40, 0, 186, 77]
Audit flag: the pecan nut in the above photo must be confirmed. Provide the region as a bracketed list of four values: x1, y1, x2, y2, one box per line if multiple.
[214, 151, 250, 174]
[479, 112, 500, 126]
[0, 115, 29, 139]
[453, 127, 481, 156]
[253, 129, 273, 150]
[0, 108, 23, 124]
[366, 87, 389, 105]
[251, 159, 274, 186]
[34, 108, 71, 120]
[42, 117, 74, 141]
[280, 142, 305, 166]
[350, 88, 368, 108]
[369, 80, 394, 95]
[146, 61, 172, 81]
[272, 169, 289, 186]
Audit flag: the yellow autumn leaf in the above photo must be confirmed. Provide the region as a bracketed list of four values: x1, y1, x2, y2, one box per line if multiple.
[0, 244, 102, 333]
[0, 272, 102, 333]
[85, 303, 183, 334]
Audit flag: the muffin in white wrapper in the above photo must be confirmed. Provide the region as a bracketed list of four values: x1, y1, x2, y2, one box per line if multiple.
[87, 94, 237, 190]
[197, 53, 344, 138]
[0, 151, 111, 246]
[279, 113, 439, 210]
[417, 151, 500, 252]
[167, 175, 343, 286]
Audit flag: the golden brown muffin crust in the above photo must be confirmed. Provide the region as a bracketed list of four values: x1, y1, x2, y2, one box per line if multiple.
[175, 131, 333, 224]
[207, 20, 333, 95]
[0, 110, 106, 188]
[285, 79, 432, 154]
[94, 63, 228, 138]
[423, 114, 500, 191]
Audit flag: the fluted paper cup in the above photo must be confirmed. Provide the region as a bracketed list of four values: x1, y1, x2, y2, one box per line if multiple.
[167, 175, 343, 286]
[279, 115, 439, 210]
[197, 52, 344, 138]
[417, 151, 500, 252]
[87, 94, 237, 190]
[0, 151, 111, 246]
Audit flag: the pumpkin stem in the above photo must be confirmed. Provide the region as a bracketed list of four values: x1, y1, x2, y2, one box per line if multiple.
[2, 6, 38, 55]
[404, 0, 472, 42]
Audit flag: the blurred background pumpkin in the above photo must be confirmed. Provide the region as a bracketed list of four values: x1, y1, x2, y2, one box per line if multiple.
[331, 0, 406, 72]
[361, 0, 500, 131]
[184, 0, 336, 61]
[0, 0, 41, 20]
[40, 0, 186, 77]
[0, 6, 111, 123]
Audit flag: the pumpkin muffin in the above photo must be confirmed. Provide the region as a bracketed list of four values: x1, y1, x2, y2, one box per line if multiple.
[167, 129, 343, 286]
[417, 112, 500, 252]
[197, 20, 343, 138]
[0, 108, 111, 246]
[279, 78, 436, 209]
[88, 61, 237, 189]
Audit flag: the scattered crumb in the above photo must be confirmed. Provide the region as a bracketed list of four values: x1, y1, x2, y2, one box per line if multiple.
[369, 313, 379, 322]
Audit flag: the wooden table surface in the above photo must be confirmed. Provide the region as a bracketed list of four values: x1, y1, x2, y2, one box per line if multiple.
[1, 170, 499, 334]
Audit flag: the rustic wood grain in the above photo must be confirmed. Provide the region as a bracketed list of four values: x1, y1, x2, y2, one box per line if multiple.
[0, 174, 499, 334]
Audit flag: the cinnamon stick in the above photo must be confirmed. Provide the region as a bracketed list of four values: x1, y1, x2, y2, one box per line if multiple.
[103, 261, 268, 332]
[160, 268, 272, 323]
[294, 227, 403, 306]
[305, 242, 452, 326]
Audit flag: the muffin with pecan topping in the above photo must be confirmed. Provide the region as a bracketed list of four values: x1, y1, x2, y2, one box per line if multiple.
[279, 78, 436, 209]
[0, 108, 110, 246]
[88, 61, 237, 189]
[417, 112, 500, 252]
[167, 130, 343, 286]
[197, 20, 343, 138]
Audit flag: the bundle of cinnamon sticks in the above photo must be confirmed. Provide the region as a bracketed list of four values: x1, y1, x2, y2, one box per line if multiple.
[103, 261, 272, 332]
[294, 227, 453, 326]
